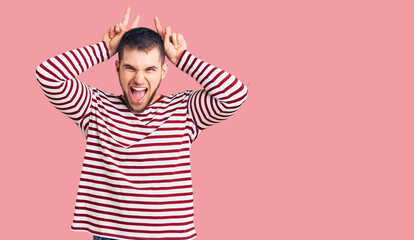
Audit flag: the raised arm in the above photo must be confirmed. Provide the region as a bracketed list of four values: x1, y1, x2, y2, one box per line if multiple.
[154, 18, 248, 140]
[35, 7, 140, 136]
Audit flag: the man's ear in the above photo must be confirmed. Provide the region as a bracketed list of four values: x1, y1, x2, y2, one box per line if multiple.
[115, 60, 120, 73]
[161, 62, 168, 80]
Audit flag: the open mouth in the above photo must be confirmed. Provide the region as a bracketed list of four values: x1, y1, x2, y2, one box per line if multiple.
[130, 87, 147, 103]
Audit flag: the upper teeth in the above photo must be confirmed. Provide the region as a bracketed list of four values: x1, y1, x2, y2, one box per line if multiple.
[132, 87, 146, 91]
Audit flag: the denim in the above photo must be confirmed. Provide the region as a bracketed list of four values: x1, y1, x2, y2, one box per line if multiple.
[93, 235, 117, 240]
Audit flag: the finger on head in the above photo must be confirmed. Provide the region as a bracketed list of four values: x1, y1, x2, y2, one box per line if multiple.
[130, 15, 140, 29]
[164, 26, 172, 46]
[110, 25, 115, 38]
[120, 22, 127, 32]
[167, 27, 173, 43]
[166, 26, 172, 36]
[172, 32, 178, 48]
[123, 7, 131, 26]
[177, 33, 184, 44]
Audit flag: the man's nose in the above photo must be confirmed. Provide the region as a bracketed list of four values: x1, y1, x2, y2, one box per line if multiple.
[133, 71, 146, 85]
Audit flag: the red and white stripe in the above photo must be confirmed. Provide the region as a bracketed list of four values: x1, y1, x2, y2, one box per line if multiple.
[36, 41, 247, 240]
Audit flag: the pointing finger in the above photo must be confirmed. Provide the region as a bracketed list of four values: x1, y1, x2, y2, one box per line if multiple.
[110, 25, 115, 38]
[122, 7, 131, 26]
[154, 16, 164, 38]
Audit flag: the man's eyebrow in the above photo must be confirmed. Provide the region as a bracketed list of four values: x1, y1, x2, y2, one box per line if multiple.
[122, 64, 136, 69]
[122, 64, 158, 70]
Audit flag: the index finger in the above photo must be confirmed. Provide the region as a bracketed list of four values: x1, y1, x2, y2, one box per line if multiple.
[122, 7, 131, 26]
[154, 16, 164, 38]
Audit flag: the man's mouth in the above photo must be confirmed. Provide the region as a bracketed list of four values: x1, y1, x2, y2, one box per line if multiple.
[130, 87, 147, 103]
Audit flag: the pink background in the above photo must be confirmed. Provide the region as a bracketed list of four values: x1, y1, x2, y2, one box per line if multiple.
[1, 0, 413, 239]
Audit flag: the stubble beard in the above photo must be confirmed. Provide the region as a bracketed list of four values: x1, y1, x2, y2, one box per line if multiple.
[122, 81, 161, 114]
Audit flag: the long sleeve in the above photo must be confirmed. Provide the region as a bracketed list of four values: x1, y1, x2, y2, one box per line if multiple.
[176, 50, 248, 141]
[35, 41, 111, 136]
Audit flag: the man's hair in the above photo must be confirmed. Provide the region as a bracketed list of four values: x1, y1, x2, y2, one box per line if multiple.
[117, 27, 166, 64]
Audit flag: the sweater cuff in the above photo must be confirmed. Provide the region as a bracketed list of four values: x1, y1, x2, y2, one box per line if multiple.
[175, 50, 191, 71]
[99, 41, 111, 61]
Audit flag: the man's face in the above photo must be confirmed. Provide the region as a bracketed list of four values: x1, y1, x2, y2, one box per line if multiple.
[116, 46, 168, 113]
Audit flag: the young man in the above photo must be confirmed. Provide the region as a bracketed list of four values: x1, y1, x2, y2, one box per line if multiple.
[36, 7, 247, 240]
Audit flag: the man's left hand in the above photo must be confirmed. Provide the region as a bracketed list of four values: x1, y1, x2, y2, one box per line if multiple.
[154, 17, 187, 65]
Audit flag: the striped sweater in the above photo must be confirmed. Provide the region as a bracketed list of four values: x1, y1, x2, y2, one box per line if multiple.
[36, 41, 248, 240]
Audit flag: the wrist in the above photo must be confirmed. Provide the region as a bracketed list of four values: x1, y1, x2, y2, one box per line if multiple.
[101, 40, 112, 60]
[169, 57, 178, 66]
[175, 50, 188, 67]
[102, 40, 115, 57]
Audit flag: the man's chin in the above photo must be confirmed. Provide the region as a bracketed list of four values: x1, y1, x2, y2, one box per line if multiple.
[123, 92, 156, 114]
[127, 101, 149, 113]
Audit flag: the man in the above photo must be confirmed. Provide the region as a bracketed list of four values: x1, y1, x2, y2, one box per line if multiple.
[36, 7, 248, 240]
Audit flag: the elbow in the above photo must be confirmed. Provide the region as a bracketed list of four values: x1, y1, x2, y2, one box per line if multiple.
[35, 63, 45, 82]
[35, 61, 45, 74]
[237, 82, 248, 105]
[35, 65, 43, 85]
[35, 62, 56, 85]
[35, 64, 41, 75]
[242, 84, 248, 102]
[235, 76, 248, 102]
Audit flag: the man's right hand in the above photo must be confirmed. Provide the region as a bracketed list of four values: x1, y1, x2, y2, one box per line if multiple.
[102, 7, 140, 57]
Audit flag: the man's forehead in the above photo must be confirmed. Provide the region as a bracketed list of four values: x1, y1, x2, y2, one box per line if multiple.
[121, 47, 162, 65]
[123, 46, 161, 57]
[121, 47, 162, 66]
